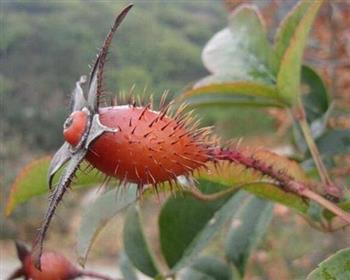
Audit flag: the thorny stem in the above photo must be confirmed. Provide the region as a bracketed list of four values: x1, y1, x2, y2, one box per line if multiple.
[293, 100, 342, 200]
[215, 148, 350, 224]
[32, 182, 69, 270]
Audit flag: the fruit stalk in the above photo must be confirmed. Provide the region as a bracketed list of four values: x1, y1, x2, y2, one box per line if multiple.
[293, 100, 342, 200]
[214, 148, 350, 224]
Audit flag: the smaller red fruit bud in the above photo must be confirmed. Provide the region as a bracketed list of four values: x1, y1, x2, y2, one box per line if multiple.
[24, 251, 79, 280]
[7, 241, 114, 280]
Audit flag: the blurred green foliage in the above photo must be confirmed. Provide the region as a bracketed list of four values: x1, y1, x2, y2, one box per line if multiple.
[1, 0, 231, 152]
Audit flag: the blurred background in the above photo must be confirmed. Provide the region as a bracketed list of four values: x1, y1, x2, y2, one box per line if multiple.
[1, 0, 349, 279]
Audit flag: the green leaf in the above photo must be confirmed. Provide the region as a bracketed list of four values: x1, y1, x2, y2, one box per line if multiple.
[77, 185, 137, 266]
[301, 65, 329, 124]
[159, 180, 231, 269]
[276, 0, 324, 104]
[323, 199, 350, 220]
[159, 182, 249, 271]
[306, 248, 350, 280]
[184, 94, 285, 109]
[5, 156, 105, 216]
[225, 196, 273, 275]
[243, 183, 308, 214]
[197, 151, 309, 215]
[183, 81, 286, 109]
[119, 251, 139, 280]
[315, 129, 350, 157]
[293, 65, 330, 153]
[123, 205, 160, 278]
[181, 256, 235, 280]
[300, 129, 350, 173]
[275, 0, 314, 61]
[189, 81, 280, 99]
[202, 5, 276, 83]
[306, 201, 323, 222]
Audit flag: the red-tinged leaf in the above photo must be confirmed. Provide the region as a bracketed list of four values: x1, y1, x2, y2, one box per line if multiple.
[276, 0, 324, 104]
[5, 156, 105, 216]
[274, 0, 314, 62]
[183, 81, 286, 109]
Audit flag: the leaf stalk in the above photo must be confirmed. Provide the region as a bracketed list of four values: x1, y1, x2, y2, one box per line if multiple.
[293, 99, 342, 200]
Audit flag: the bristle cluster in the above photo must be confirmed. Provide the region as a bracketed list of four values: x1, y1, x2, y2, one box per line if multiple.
[85, 95, 214, 188]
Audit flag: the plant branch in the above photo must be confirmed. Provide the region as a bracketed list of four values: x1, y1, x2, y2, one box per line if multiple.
[214, 148, 350, 224]
[299, 188, 350, 224]
[293, 100, 342, 200]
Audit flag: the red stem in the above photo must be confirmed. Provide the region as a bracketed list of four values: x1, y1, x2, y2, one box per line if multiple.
[214, 148, 294, 187]
[213, 148, 350, 224]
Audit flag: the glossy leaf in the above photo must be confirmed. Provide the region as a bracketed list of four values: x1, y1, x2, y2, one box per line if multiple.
[225, 196, 273, 275]
[300, 129, 350, 173]
[183, 81, 286, 109]
[198, 152, 309, 214]
[5, 156, 105, 216]
[306, 248, 350, 280]
[301, 65, 329, 124]
[202, 5, 276, 83]
[189, 81, 280, 99]
[243, 183, 308, 214]
[323, 199, 350, 220]
[274, 0, 314, 62]
[77, 185, 138, 266]
[315, 129, 350, 157]
[181, 256, 234, 280]
[184, 94, 285, 109]
[199, 164, 308, 215]
[276, 0, 323, 104]
[293, 65, 331, 153]
[159, 183, 249, 271]
[123, 205, 160, 278]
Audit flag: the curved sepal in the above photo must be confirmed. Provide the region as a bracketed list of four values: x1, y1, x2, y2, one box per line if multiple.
[34, 149, 87, 270]
[15, 240, 30, 263]
[48, 142, 72, 189]
[87, 60, 98, 112]
[87, 4, 133, 112]
[71, 76, 87, 112]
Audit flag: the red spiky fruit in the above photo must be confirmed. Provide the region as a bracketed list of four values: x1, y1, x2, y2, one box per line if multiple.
[85, 105, 211, 185]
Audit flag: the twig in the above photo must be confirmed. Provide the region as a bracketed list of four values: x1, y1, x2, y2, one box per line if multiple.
[293, 101, 342, 200]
